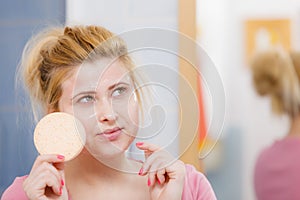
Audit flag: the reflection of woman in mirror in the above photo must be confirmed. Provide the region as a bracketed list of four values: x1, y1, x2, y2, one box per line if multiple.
[251, 48, 300, 200]
[1, 25, 216, 200]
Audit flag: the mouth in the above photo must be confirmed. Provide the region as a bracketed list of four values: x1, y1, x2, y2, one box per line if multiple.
[98, 127, 123, 141]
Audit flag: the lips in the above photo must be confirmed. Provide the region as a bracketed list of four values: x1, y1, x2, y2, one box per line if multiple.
[103, 127, 121, 135]
[98, 127, 122, 141]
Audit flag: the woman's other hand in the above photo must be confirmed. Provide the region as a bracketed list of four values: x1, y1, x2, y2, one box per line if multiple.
[136, 142, 186, 200]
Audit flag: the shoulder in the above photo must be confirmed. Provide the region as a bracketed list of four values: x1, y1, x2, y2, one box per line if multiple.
[255, 137, 300, 173]
[256, 137, 300, 164]
[182, 164, 217, 200]
[254, 138, 300, 199]
[1, 176, 28, 200]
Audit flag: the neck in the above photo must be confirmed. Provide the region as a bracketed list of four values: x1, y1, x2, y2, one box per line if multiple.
[288, 115, 300, 137]
[65, 149, 137, 184]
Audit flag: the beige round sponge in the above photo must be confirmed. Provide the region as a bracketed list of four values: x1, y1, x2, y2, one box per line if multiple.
[34, 112, 86, 161]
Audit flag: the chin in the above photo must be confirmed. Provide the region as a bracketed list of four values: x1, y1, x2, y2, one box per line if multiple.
[91, 143, 128, 158]
[85, 135, 134, 159]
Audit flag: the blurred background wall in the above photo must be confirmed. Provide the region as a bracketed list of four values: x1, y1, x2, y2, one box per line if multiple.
[0, 0, 65, 195]
[1, 0, 300, 199]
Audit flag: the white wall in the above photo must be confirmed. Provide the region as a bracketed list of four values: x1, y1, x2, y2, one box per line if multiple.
[66, 0, 177, 33]
[197, 0, 300, 199]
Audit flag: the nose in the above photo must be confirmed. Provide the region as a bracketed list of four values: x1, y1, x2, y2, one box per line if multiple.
[95, 98, 117, 123]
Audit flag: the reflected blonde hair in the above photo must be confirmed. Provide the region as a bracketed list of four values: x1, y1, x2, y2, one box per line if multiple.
[17, 25, 141, 122]
[250, 48, 300, 118]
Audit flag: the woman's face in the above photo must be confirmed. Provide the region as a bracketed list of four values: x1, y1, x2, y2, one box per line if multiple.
[58, 58, 139, 159]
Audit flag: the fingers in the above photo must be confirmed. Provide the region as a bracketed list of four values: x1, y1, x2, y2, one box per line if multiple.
[137, 141, 186, 190]
[32, 154, 65, 171]
[138, 143, 172, 175]
[136, 142, 160, 153]
[147, 166, 168, 187]
[31, 154, 65, 194]
[137, 142, 173, 186]
[36, 171, 62, 195]
[146, 158, 165, 186]
[23, 154, 66, 199]
[156, 168, 166, 184]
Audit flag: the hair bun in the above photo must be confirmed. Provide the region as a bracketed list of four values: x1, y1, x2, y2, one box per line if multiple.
[250, 49, 283, 97]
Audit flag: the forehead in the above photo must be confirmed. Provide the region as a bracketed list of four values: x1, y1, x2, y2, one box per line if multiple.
[79, 59, 129, 81]
[63, 59, 132, 93]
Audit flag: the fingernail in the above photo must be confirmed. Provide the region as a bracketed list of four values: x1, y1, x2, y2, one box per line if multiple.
[157, 178, 161, 185]
[57, 155, 65, 160]
[136, 142, 144, 146]
[147, 178, 151, 186]
[61, 179, 64, 186]
[138, 168, 143, 175]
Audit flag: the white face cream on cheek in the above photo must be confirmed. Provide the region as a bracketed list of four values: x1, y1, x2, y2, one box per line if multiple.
[87, 112, 97, 119]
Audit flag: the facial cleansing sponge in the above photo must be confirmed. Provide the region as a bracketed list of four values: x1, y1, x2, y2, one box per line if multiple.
[34, 112, 86, 161]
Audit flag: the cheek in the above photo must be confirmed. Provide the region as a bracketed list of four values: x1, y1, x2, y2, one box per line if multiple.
[127, 99, 139, 126]
[124, 100, 139, 138]
[113, 98, 139, 129]
[74, 107, 98, 133]
[125, 91, 140, 124]
[113, 93, 140, 125]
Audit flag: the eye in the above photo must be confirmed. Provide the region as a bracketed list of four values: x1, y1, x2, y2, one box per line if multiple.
[77, 95, 95, 103]
[112, 87, 127, 97]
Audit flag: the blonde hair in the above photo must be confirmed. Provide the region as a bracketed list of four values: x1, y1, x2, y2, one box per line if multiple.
[17, 25, 141, 122]
[250, 48, 300, 118]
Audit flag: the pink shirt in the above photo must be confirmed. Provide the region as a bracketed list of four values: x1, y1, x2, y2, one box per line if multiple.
[254, 137, 300, 200]
[1, 164, 216, 200]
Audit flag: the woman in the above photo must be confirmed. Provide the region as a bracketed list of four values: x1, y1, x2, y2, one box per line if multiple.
[1, 25, 216, 200]
[251, 48, 300, 200]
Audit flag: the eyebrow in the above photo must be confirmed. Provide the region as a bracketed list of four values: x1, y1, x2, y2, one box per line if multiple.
[108, 82, 130, 91]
